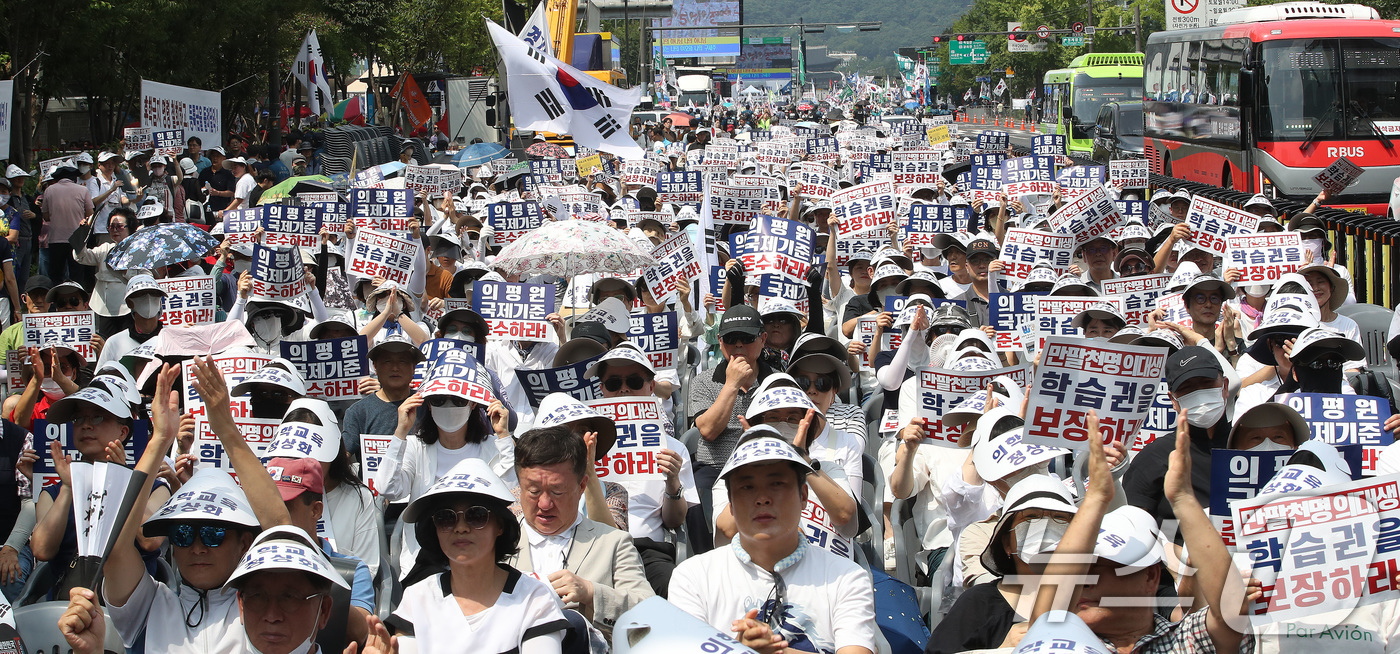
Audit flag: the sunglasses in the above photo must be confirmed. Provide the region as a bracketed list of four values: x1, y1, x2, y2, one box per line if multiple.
[721, 333, 758, 346]
[169, 524, 228, 548]
[603, 374, 647, 392]
[109, 222, 128, 231]
[431, 506, 493, 531]
[794, 375, 834, 393]
[71, 414, 108, 427]
[929, 325, 963, 336]
[52, 296, 84, 308]
[759, 572, 787, 633]
[1305, 358, 1343, 370]
[428, 396, 470, 408]
[1190, 293, 1224, 306]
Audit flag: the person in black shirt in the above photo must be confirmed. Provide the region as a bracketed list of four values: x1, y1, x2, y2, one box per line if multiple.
[200, 147, 235, 213]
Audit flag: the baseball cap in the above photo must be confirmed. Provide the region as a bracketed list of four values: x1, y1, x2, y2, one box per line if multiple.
[124, 274, 165, 299]
[965, 237, 998, 259]
[1048, 274, 1097, 297]
[226, 157, 249, 167]
[266, 457, 325, 501]
[73, 153, 94, 165]
[23, 275, 53, 295]
[570, 320, 614, 348]
[717, 305, 764, 338]
[96, 151, 120, 164]
[1164, 345, 1224, 393]
[1243, 193, 1277, 215]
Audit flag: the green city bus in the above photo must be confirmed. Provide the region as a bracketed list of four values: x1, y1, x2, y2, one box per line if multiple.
[1039, 52, 1145, 155]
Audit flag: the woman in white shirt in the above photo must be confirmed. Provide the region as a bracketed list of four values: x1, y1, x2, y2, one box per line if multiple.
[388, 458, 570, 654]
[375, 348, 516, 577]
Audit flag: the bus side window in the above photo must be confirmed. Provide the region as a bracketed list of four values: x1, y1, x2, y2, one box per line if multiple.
[1166, 41, 1185, 101]
[1221, 39, 1247, 107]
[1146, 47, 1166, 101]
[1184, 41, 1203, 103]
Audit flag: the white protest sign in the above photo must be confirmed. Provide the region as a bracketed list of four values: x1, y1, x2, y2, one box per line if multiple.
[831, 181, 896, 240]
[24, 311, 96, 361]
[403, 165, 461, 196]
[124, 127, 154, 152]
[891, 149, 942, 188]
[622, 159, 662, 188]
[917, 363, 1032, 446]
[1032, 297, 1123, 351]
[141, 79, 221, 148]
[1109, 159, 1149, 189]
[157, 275, 217, 326]
[359, 434, 396, 498]
[793, 162, 839, 199]
[1101, 274, 1172, 328]
[346, 229, 420, 285]
[710, 184, 765, 227]
[1046, 185, 1123, 247]
[1223, 232, 1305, 287]
[588, 397, 667, 482]
[1313, 157, 1364, 195]
[1184, 195, 1261, 256]
[1155, 291, 1193, 328]
[998, 228, 1075, 285]
[1023, 337, 1169, 450]
[644, 232, 703, 304]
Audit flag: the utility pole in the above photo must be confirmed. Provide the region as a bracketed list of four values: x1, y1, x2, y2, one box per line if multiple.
[1086, 0, 1095, 52]
[1135, 4, 1142, 52]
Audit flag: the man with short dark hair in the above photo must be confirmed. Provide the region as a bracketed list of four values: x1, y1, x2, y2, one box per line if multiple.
[507, 425, 653, 637]
[38, 166, 92, 284]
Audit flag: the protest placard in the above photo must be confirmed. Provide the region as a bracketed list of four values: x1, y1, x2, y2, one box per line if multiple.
[759, 274, 810, 316]
[657, 171, 704, 211]
[349, 188, 414, 233]
[152, 129, 185, 156]
[1314, 156, 1364, 195]
[998, 228, 1075, 285]
[628, 312, 680, 370]
[486, 201, 545, 247]
[1184, 195, 1261, 256]
[260, 204, 322, 249]
[530, 159, 569, 184]
[1115, 199, 1148, 227]
[413, 338, 484, 388]
[1022, 337, 1166, 451]
[710, 184, 765, 227]
[222, 208, 262, 246]
[989, 292, 1047, 352]
[855, 317, 878, 371]
[1032, 297, 1124, 351]
[346, 229, 419, 285]
[472, 281, 556, 343]
[1223, 232, 1305, 287]
[1208, 446, 1361, 547]
[250, 244, 308, 305]
[280, 336, 369, 401]
[24, 311, 96, 361]
[124, 127, 154, 151]
[5, 350, 23, 396]
[1132, 386, 1177, 458]
[306, 201, 346, 233]
[1154, 291, 1193, 328]
[904, 205, 970, 248]
[1231, 472, 1400, 625]
[352, 167, 385, 189]
[1001, 156, 1057, 199]
[1046, 185, 1123, 247]
[976, 131, 1010, 151]
[403, 165, 461, 196]
[588, 397, 667, 481]
[755, 141, 791, 167]
[831, 181, 896, 240]
[1101, 273, 1171, 327]
[643, 233, 702, 304]
[359, 434, 395, 497]
[1109, 159, 1149, 189]
[32, 418, 150, 489]
[917, 363, 1032, 446]
[622, 159, 662, 188]
[802, 136, 837, 166]
[891, 150, 942, 188]
[926, 126, 950, 146]
[1032, 134, 1065, 156]
[517, 357, 602, 407]
[967, 165, 1003, 205]
[801, 493, 853, 558]
[193, 409, 279, 470]
[1278, 393, 1394, 474]
[729, 214, 816, 285]
[794, 162, 840, 200]
[971, 153, 1006, 169]
[157, 274, 216, 326]
[575, 153, 603, 178]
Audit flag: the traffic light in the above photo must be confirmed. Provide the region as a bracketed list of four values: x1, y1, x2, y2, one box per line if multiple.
[933, 36, 943, 43]
[956, 34, 966, 41]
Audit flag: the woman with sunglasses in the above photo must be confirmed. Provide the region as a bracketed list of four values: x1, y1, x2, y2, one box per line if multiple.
[376, 349, 516, 577]
[71, 205, 145, 336]
[389, 457, 570, 654]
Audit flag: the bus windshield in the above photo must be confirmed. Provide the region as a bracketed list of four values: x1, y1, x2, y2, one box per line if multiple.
[1072, 74, 1142, 138]
[1259, 38, 1400, 141]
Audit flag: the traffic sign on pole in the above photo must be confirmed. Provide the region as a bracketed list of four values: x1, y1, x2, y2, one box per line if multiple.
[1071, 21, 1085, 33]
[1037, 25, 1051, 39]
[951, 41, 990, 65]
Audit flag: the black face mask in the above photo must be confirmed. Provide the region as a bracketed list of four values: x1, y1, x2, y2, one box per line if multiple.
[1298, 364, 1345, 393]
[249, 398, 291, 420]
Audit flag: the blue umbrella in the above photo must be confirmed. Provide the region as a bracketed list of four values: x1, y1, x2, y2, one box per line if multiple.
[451, 142, 511, 167]
[105, 223, 221, 271]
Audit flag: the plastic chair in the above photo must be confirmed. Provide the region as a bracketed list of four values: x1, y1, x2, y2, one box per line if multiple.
[17, 561, 57, 607]
[374, 510, 399, 621]
[1353, 308, 1398, 379]
[854, 454, 886, 566]
[14, 600, 126, 654]
[1337, 302, 1390, 320]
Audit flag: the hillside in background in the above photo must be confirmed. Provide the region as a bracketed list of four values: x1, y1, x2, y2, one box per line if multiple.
[739, 0, 971, 73]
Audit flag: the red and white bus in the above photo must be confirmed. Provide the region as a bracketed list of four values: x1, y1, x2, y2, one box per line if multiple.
[1144, 2, 1400, 214]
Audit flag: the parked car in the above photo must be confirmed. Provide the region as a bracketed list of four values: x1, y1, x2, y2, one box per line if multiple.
[1091, 101, 1144, 163]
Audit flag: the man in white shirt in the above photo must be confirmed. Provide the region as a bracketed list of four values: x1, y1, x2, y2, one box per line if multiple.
[507, 424, 654, 637]
[670, 429, 878, 654]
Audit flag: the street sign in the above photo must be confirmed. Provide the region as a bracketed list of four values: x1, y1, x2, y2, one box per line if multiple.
[1062, 36, 1085, 46]
[1085, 26, 1096, 35]
[1071, 21, 1085, 33]
[1037, 25, 1051, 39]
[1006, 68, 1015, 77]
[951, 41, 990, 65]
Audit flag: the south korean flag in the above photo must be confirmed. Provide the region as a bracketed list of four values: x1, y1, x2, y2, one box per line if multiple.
[486, 20, 644, 159]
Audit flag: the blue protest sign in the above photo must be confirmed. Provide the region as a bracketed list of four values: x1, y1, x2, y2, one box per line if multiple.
[971, 153, 1006, 169]
[250, 244, 308, 306]
[529, 159, 569, 183]
[349, 188, 414, 233]
[223, 207, 263, 245]
[805, 136, 839, 165]
[487, 201, 545, 248]
[413, 338, 485, 389]
[759, 274, 810, 316]
[1000, 156, 1057, 198]
[262, 204, 323, 249]
[657, 171, 704, 211]
[1116, 200, 1148, 225]
[308, 201, 348, 233]
[1032, 134, 1066, 156]
[975, 131, 1010, 151]
[904, 205, 970, 249]
[989, 292, 1047, 351]
[1276, 393, 1394, 474]
[1208, 444, 1362, 547]
[33, 418, 151, 489]
[471, 281, 557, 343]
[729, 214, 817, 285]
[628, 312, 680, 370]
[280, 336, 369, 401]
[868, 152, 892, 172]
[516, 355, 603, 407]
[152, 129, 185, 155]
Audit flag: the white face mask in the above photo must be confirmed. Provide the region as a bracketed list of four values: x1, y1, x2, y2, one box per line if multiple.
[765, 422, 802, 443]
[432, 404, 471, 433]
[875, 288, 896, 306]
[232, 260, 251, 276]
[1302, 239, 1326, 262]
[1244, 285, 1270, 298]
[40, 379, 65, 401]
[132, 296, 162, 319]
[1014, 517, 1070, 564]
[1246, 438, 1292, 452]
[0, 194, 10, 205]
[1178, 387, 1226, 428]
[252, 315, 282, 343]
[444, 330, 471, 342]
[78, 164, 92, 175]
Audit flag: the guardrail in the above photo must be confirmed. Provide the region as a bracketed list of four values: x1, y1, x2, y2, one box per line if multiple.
[1147, 174, 1397, 309]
